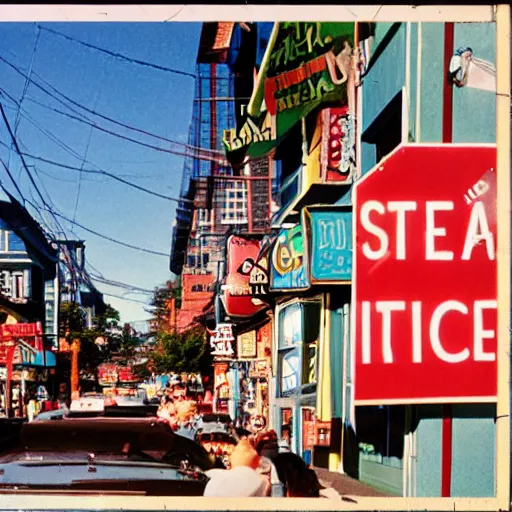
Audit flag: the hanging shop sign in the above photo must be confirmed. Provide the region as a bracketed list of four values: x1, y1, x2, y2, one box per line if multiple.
[353, 144, 497, 404]
[248, 360, 269, 379]
[320, 106, 356, 182]
[270, 224, 310, 291]
[303, 206, 352, 283]
[256, 322, 272, 359]
[210, 323, 235, 359]
[214, 363, 231, 399]
[237, 330, 257, 359]
[222, 236, 268, 317]
[248, 238, 273, 298]
[224, 22, 355, 161]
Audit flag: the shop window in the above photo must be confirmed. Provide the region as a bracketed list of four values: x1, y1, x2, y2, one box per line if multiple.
[277, 300, 321, 397]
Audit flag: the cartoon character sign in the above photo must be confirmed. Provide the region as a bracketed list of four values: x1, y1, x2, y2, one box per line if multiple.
[222, 236, 268, 317]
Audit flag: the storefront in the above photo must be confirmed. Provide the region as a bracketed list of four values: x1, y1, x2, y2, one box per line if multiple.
[0, 321, 57, 419]
[271, 297, 330, 464]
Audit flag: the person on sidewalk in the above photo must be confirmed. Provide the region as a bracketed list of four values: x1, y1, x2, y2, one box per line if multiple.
[203, 439, 269, 497]
[254, 430, 284, 497]
[272, 452, 342, 499]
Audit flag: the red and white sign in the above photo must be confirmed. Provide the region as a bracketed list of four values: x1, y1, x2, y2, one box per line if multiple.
[353, 144, 497, 404]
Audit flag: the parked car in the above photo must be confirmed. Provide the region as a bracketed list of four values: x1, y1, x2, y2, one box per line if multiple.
[0, 416, 213, 496]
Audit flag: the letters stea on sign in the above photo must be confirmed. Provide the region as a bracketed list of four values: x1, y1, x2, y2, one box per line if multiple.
[359, 199, 495, 261]
[358, 198, 496, 366]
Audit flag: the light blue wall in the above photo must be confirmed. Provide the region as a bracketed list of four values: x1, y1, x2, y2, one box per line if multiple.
[450, 404, 496, 497]
[418, 23, 444, 142]
[415, 405, 443, 497]
[357, 20, 497, 498]
[408, 23, 418, 142]
[361, 23, 406, 169]
[452, 23, 496, 143]
[362, 23, 405, 132]
[414, 404, 496, 497]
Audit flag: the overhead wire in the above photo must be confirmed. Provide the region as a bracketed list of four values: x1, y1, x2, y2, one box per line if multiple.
[0, 54, 225, 161]
[37, 24, 197, 79]
[27, 199, 170, 258]
[0, 157, 26, 204]
[14, 149, 189, 203]
[72, 66, 105, 223]
[14, 24, 40, 135]
[102, 292, 155, 306]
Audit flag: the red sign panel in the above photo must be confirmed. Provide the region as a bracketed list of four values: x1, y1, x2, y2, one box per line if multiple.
[222, 236, 267, 318]
[353, 145, 497, 404]
[0, 323, 42, 339]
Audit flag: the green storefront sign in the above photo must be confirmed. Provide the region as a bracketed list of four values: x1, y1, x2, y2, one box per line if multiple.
[223, 22, 355, 159]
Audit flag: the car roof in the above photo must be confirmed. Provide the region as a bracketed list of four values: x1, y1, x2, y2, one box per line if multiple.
[15, 417, 213, 470]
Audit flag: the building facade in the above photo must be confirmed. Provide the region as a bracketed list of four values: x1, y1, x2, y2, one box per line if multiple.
[0, 189, 59, 417]
[171, 20, 498, 498]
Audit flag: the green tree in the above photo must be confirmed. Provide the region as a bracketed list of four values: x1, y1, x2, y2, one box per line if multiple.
[152, 327, 212, 375]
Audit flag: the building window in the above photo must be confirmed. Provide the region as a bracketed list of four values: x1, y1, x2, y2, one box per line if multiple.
[0, 270, 28, 300]
[221, 180, 248, 225]
[197, 208, 212, 228]
[0, 230, 26, 253]
[277, 300, 321, 397]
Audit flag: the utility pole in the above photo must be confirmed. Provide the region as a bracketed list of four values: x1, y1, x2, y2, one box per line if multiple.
[70, 338, 80, 398]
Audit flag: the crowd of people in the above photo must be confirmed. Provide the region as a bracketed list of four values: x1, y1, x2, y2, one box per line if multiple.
[204, 430, 340, 499]
[154, 382, 341, 499]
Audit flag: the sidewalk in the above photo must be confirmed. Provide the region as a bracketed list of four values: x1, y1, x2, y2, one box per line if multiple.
[312, 466, 390, 497]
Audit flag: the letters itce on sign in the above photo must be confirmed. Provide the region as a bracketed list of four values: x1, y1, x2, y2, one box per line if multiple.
[353, 145, 497, 404]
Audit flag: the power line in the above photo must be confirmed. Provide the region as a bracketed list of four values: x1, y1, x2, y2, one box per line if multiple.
[73, 67, 105, 223]
[37, 24, 196, 79]
[102, 292, 155, 306]
[0, 157, 25, 204]
[0, 101, 56, 217]
[27, 199, 170, 258]
[88, 273, 155, 295]
[30, 73, 224, 156]
[14, 24, 40, 135]
[17, 149, 189, 204]
[0, 54, 224, 160]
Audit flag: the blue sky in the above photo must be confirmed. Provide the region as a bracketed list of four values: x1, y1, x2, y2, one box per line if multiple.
[0, 22, 202, 329]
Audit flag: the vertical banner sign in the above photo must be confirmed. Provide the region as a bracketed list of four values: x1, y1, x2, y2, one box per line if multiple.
[320, 106, 356, 182]
[353, 145, 497, 404]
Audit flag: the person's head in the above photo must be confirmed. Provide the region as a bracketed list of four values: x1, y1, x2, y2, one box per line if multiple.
[281, 425, 291, 441]
[230, 439, 260, 470]
[273, 452, 322, 498]
[255, 430, 278, 457]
